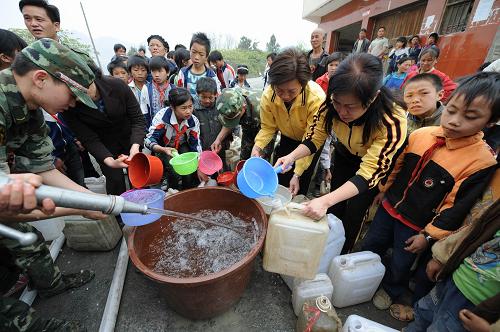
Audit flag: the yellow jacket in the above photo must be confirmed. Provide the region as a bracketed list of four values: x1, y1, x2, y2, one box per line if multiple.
[304, 103, 407, 192]
[254, 81, 327, 175]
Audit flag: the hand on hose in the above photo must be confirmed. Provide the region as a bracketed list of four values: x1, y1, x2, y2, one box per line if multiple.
[0, 174, 55, 215]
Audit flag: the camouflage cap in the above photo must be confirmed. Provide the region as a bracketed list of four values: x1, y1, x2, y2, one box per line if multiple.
[21, 38, 97, 109]
[216, 88, 245, 128]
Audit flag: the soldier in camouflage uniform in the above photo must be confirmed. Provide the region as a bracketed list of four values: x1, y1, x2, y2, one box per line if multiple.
[214, 88, 275, 161]
[0, 39, 101, 332]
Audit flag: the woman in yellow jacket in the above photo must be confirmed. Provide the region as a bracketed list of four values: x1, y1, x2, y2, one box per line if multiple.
[251, 48, 328, 195]
[276, 53, 407, 253]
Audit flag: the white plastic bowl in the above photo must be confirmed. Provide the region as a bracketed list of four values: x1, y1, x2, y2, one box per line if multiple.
[256, 185, 292, 214]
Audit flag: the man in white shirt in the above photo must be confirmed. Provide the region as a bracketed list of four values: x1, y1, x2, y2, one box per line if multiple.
[368, 27, 389, 59]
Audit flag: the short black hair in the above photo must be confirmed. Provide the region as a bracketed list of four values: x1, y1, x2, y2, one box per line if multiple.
[127, 55, 148, 72]
[396, 56, 412, 66]
[174, 48, 190, 69]
[429, 32, 439, 42]
[324, 52, 344, 67]
[12, 52, 48, 77]
[113, 43, 126, 53]
[174, 44, 186, 51]
[451, 71, 500, 123]
[149, 56, 170, 73]
[19, 0, 60, 23]
[266, 52, 277, 61]
[166, 51, 175, 60]
[396, 36, 407, 48]
[208, 50, 223, 63]
[107, 56, 127, 75]
[360, 28, 367, 33]
[138, 47, 146, 53]
[168, 87, 192, 108]
[147, 35, 169, 52]
[269, 48, 310, 88]
[196, 77, 217, 94]
[237, 65, 249, 75]
[0, 29, 28, 58]
[190, 32, 211, 55]
[404, 73, 443, 91]
[420, 47, 440, 60]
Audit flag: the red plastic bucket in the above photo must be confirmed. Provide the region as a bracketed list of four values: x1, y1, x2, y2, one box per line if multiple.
[125, 153, 163, 188]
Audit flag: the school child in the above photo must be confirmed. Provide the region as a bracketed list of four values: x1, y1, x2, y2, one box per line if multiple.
[403, 48, 457, 102]
[193, 77, 230, 171]
[107, 56, 129, 84]
[176, 32, 221, 101]
[406, 196, 499, 332]
[145, 56, 176, 129]
[127, 55, 150, 123]
[229, 65, 251, 88]
[145, 88, 204, 190]
[403, 73, 445, 135]
[315, 52, 344, 93]
[383, 56, 412, 90]
[208, 50, 235, 89]
[387, 36, 409, 75]
[169, 48, 191, 84]
[361, 72, 498, 321]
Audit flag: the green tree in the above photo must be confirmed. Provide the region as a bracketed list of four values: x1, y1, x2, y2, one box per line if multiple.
[9, 28, 93, 56]
[127, 46, 138, 57]
[251, 41, 259, 51]
[238, 36, 252, 50]
[266, 34, 280, 53]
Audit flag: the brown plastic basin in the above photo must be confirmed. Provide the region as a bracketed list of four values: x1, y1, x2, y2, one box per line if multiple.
[128, 187, 267, 319]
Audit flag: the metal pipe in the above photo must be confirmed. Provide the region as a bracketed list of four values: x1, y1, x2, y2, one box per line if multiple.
[19, 234, 66, 305]
[99, 238, 129, 332]
[0, 175, 147, 215]
[79, 1, 102, 70]
[0, 223, 37, 246]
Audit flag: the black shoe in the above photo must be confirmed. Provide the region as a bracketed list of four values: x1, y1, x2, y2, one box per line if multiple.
[39, 270, 95, 298]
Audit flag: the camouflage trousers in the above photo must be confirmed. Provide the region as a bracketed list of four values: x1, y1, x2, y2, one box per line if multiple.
[0, 223, 65, 297]
[0, 297, 44, 332]
[241, 129, 275, 161]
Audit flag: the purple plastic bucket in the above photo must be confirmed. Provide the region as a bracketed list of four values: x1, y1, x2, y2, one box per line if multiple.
[120, 189, 165, 226]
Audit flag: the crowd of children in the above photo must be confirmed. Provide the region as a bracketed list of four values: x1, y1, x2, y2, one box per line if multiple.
[0, 0, 498, 330]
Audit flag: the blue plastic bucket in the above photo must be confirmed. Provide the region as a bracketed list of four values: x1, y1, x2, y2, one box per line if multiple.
[120, 189, 165, 226]
[237, 157, 283, 199]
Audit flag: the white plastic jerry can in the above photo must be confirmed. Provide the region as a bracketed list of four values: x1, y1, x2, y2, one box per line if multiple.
[263, 203, 329, 279]
[317, 214, 345, 274]
[292, 273, 333, 316]
[29, 217, 65, 241]
[328, 251, 385, 308]
[342, 315, 398, 332]
[63, 214, 122, 251]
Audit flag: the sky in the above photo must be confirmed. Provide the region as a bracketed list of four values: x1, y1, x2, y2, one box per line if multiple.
[2, 0, 318, 65]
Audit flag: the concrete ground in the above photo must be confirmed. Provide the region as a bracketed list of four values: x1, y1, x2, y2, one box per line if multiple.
[33, 240, 407, 332]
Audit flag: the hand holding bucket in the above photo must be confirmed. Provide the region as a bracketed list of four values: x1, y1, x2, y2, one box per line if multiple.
[122, 152, 164, 188]
[237, 157, 291, 199]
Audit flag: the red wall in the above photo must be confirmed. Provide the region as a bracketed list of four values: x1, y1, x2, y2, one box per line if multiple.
[319, 0, 500, 79]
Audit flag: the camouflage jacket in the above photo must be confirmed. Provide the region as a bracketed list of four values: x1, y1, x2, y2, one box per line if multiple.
[240, 89, 262, 131]
[0, 69, 55, 174]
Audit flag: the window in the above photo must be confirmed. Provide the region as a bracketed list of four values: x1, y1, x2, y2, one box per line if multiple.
[440, 0, 475, 34]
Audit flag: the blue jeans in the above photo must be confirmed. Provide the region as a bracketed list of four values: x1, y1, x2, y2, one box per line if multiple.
[361, 205, 418, 301]
[405, 277, 474, 332]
